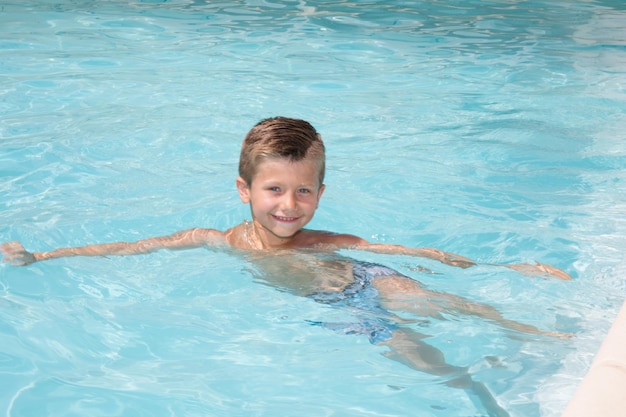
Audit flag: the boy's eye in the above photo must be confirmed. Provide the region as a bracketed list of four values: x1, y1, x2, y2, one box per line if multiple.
[268, 186, 281, 192]
[298, 188, 311, 194]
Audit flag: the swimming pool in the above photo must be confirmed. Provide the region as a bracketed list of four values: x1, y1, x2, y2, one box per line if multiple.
[1, 0, 625, 416]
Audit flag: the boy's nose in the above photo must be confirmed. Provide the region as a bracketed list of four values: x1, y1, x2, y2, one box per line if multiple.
[281, 193, 297, 210]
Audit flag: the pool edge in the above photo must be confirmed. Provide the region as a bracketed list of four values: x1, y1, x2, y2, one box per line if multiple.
[561, 297, 626, 416]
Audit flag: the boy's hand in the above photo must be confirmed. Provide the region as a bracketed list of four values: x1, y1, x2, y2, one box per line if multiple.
[1, 241, 37, 266]
[505, 261, 572, 280]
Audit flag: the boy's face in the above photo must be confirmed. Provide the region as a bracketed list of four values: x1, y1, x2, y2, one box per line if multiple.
[236, 157, 325, 247]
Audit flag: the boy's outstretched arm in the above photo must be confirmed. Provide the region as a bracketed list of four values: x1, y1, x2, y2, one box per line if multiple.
[1, 228, 224, 266]
[342, 239, 572, 280]
[353, 242, 477, 268]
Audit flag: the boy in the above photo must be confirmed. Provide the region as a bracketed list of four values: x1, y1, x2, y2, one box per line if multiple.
[0, 117, 570, 278]
[1, 117, 571, 417]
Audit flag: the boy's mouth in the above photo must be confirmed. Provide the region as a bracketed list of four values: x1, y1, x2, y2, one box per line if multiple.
[272, 215, 299, 223]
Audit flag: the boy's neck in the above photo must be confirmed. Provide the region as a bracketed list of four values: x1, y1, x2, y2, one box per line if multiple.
[243, 219, 304, 250]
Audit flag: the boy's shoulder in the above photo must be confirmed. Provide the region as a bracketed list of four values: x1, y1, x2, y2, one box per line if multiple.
[299, 229, 367, 248]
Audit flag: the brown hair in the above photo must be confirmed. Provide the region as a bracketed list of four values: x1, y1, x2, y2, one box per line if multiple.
[238, 117, 326, 186]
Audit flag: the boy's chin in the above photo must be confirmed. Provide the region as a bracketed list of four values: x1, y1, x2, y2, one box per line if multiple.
[271, 225, 306, 239]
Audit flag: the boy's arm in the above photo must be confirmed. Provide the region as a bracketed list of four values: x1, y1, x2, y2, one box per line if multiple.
[328, 236, 572, 280]
[1, 228, 224, 266]
[318, 234, 475, 268]
[353, 242, 477, 268]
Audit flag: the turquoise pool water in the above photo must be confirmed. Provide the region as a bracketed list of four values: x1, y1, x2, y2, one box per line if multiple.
[1, 1, 626, 416]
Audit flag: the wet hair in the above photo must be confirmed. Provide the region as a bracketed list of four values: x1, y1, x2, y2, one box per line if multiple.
[238, 117, 326, 186]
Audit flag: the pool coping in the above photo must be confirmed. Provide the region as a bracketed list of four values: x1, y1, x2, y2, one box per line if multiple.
[561, 297, 626, 416]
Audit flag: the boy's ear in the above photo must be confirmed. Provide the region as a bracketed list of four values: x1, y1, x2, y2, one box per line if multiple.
[236, 176, 251, 203]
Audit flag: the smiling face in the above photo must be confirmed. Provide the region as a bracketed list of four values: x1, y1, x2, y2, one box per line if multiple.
[236, 157, 325, 248]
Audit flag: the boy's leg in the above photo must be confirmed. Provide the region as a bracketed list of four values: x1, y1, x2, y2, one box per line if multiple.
[381, 327, 510, 417]
[372, 275, 561, 336]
